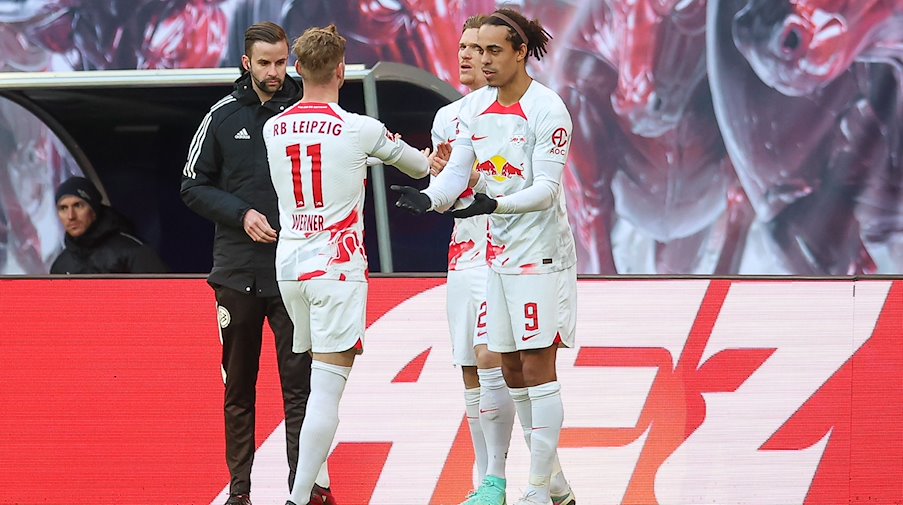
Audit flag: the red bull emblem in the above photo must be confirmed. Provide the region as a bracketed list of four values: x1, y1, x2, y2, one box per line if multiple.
[474, 155, 526, 182]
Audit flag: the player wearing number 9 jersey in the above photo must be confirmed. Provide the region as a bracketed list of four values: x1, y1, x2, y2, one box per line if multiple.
[392, 9, 578, 505]
[263, 24, 429, 505]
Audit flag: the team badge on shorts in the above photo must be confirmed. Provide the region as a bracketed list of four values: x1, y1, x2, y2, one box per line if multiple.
[217, 305, 231, 328]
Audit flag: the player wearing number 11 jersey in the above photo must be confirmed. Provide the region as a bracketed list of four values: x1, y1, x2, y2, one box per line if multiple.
[266, 100, 421, 283]
[263, 25, 430, 505]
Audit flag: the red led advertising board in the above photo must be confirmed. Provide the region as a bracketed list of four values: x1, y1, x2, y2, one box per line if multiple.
[1, 278, 900, 504]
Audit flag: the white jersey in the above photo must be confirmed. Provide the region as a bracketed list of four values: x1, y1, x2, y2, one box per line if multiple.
[431, 98, 488, 271]
[456, 81, 577, 274]
[264, 101, 424, 282]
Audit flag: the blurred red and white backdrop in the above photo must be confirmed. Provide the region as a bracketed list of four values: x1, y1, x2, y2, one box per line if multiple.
[1, 277, 900, 504]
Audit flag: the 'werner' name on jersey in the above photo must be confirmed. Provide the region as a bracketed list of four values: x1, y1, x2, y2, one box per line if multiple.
[292, 213, 324, 233]
[264, 101, 428, 282]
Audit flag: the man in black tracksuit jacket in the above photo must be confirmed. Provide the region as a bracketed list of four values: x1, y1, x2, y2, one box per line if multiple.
[181, 22, 324, 505]
[51, 176, 169, 274]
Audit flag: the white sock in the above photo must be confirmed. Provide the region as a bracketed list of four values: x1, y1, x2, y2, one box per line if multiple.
[288, 361, 350, 504]
[509, 387, 532, 447]
[510, 387, 569, 497]
[526, 381, 563, 502]
[314, 460, 330, 489]
[478, 367, 514, 479]
[550, 463, 570, 497]
[465, 387, 488, 484]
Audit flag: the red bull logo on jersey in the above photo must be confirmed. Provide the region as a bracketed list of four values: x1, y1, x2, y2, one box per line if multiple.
[474, 155, 526, 182]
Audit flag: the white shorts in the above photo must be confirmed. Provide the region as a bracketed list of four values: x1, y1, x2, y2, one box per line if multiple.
[486, 265, 577, 353]
[446, 266, 489, 366]
[278, 279, 367, 355]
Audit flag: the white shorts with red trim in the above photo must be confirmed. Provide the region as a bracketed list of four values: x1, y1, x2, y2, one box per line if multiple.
[486, 265, 576, 353]
[278, 279, 367, 355]
[446, 266, 489, 366]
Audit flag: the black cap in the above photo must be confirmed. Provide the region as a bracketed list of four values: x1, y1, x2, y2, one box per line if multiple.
[55, 176, 103, 213]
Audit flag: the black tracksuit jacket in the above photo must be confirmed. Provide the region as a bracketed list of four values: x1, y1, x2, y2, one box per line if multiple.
[50, 208, 168, 274]
[181, 72, 301, 296]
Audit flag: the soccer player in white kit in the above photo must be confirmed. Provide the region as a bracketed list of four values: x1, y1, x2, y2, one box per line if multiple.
[429, 14, 576, 505]
[264, 25, 430, 505]
[432, 13, 499, 502]
[394, 9, 578, 505]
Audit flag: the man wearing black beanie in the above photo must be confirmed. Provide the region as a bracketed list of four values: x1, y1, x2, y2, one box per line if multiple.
[50, 176, 168, 274]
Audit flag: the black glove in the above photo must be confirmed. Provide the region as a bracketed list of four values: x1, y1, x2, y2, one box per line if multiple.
[450, 192, 498, 218]
[390, 185, 432, 215]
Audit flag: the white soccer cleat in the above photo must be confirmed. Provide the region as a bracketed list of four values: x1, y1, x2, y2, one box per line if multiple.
[512, 490, 552, 505]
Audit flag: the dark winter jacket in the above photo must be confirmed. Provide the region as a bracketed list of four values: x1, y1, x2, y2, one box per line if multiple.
[180, 72, 302, 297]
[50, 208, 168, 274]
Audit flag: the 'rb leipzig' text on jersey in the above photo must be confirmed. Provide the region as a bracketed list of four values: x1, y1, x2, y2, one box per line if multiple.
[456, 81, 577, 274]
[264, 102, 410, 283]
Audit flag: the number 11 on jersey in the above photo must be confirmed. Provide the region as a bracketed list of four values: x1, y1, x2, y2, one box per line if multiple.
[287, 143, 324, 208]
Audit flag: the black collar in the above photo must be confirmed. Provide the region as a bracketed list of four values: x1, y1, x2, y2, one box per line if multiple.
[233, 72, 301, 107]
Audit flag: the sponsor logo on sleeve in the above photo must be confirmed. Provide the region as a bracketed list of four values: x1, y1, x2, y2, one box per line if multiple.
[550, 128, 569, 155]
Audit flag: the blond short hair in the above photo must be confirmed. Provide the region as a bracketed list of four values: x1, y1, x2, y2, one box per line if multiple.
[292, 24, 347, 85]
[463, 14, 488, 31]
